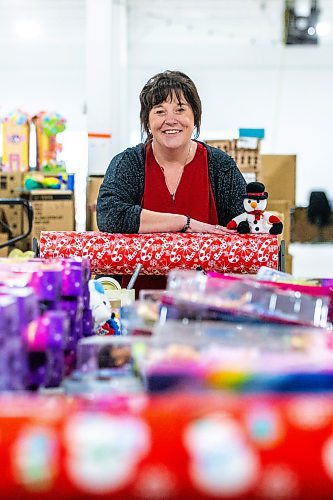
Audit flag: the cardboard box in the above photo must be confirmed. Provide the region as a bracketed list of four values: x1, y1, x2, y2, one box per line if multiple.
[86, 203, 99, 232]
[21, 190, 75, 247]
[86, 176, 103, 230]
[285, 253, 293, 274]
[292, 207, 333, 242]
[1, 205, 22, 237]
[0, 233, 8, 257]
[0, 208, 9, 256]
[235, 150, 262, 179]
[0, 198, 23, 244]
[0, 172, 24, 238]
[205, 139, 237, 154]
[87, 176, 103, 205]
[205, 139, 262, 180]
[261, 155, 296, 208]
[0, 172, 24, 198]
[267, 199, 292, 250]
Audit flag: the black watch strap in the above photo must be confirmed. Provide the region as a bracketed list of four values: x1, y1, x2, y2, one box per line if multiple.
[181, 215, 191, 233]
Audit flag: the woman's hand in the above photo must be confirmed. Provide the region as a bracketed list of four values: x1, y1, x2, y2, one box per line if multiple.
[187, 218, 236, 234]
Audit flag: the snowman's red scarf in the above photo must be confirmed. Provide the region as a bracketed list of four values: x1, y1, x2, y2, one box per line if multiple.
[249, 210, 264, 221]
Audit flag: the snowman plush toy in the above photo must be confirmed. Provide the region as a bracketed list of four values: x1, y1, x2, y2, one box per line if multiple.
[227, 181, 283, 235]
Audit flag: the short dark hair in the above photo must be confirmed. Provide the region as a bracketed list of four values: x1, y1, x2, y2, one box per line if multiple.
[139, 70, 202, 143]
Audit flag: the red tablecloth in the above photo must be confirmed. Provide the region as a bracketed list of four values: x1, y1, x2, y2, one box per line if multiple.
[2, 393, 333, 498]
[39, 231, 279, 275]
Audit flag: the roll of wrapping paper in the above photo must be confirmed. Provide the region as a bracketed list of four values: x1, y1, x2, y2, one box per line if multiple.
[39, 231, 279, 275]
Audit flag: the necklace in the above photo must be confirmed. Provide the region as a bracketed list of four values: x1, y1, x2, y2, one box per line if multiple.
[154, 141, 192, 201]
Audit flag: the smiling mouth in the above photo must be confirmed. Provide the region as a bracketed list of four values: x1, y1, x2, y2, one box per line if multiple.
[162, 129, 182, 134]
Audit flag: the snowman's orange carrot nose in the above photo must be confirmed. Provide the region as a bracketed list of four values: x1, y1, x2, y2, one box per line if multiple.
[251, 201, 257, 208]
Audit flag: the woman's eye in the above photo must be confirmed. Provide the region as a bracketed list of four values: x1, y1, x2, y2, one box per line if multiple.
[155, 109, 164, 114]
[177, 107, 185, 112]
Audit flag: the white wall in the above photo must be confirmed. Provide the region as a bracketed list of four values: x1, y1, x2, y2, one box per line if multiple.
[127, 42, 333, 206]
[0, 0, 87, 228]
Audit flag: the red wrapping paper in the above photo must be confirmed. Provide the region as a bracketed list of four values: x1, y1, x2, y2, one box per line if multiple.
[40, 231, 279, 275]
[2, 393, 333, 498]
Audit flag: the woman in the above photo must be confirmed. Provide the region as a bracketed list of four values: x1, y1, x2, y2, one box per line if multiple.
[97, 70, 246, 235]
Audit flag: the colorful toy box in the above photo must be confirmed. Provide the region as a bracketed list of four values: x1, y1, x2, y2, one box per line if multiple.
[32, 111, 66, 170]
[1, 110, 31, 172]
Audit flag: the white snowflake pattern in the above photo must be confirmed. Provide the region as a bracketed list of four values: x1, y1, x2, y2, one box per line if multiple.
[220, 263, 231, 273]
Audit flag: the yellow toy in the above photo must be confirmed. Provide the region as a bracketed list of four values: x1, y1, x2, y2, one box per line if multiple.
[8, 248, 35, 259]
[1, 109, 30, 171]
[23, 172, 66, 190]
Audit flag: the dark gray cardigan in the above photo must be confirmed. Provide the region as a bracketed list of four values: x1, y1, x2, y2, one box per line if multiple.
[97, 141, 246, 233]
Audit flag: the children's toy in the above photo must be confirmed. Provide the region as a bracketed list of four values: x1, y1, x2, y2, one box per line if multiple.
[8, 249, 35, 259]
[88, 280, 112, 333]
[227, 182, 283, 235]
[32, 111, 66, 170]
[1, 109, 31, 171]
[23, 172, 72, 191]
[162, 270, 331, 328]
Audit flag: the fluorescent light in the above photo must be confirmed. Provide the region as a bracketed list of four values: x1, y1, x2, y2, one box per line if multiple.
[316, 21, 331, 36]
[13, 20, 43, 40]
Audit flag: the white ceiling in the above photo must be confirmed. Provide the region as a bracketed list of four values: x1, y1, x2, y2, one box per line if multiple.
[0, 0, 332, 61]
[0, 0, 85, 49]
[127, 0, 333, 46]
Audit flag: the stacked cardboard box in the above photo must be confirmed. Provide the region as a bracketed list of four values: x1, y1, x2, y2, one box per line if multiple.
[0, 171, 76, 250]
[0, 233, 8, 257]
[261, 155, 297, 274]
[0, 208, 8, 257]
[86, 176, 103, 231]
[205, 138, 262, 181]
[292, 207, 333, 243]
[21, 190, 75, 248]
[0, 172, 24, 239]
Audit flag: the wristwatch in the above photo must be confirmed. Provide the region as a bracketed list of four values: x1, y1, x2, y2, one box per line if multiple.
[181, 215, 191, 233]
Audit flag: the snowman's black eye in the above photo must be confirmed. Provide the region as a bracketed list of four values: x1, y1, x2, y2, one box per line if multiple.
[248, 200, 251, 203]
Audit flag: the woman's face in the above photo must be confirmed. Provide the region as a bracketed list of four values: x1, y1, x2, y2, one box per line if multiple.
[148, 92, 195, 150]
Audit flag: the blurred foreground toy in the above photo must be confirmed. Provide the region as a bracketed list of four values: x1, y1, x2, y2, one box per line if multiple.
[88, 280, 112, 334]
[227, 182, 283, 235]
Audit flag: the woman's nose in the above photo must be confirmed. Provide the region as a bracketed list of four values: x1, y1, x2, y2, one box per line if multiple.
[164, 112, 178, 123]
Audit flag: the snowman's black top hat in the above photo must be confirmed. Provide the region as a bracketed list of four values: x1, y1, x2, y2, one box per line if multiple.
[243, 181, 268, 200]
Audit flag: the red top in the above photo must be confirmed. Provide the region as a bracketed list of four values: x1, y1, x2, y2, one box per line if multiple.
[122, 142, 218, 293]
[142, 141, 218, 224]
